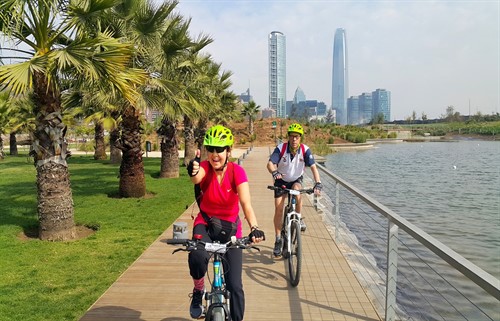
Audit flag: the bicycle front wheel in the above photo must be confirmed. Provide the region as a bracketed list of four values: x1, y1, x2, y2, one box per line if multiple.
[206, 293, 228, 321]
[287, 220, 302, 287]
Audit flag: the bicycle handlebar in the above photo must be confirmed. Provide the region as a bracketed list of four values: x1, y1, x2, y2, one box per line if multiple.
[267, 185, 314, 195]
[166, 236, 259, 254]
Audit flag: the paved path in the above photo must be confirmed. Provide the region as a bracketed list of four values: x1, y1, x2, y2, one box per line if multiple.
[79, 146, 381, 321]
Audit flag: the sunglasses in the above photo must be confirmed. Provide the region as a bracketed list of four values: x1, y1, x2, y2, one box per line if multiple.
[206, 146, 227, 153]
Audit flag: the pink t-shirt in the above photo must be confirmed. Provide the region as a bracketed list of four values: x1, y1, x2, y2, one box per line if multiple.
[194, 161, 248, 237]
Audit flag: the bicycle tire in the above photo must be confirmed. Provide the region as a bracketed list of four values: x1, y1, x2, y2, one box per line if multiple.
[287, 220, 302, 287]
[206, 295, 227, 321]
[210, 307, 225, 321]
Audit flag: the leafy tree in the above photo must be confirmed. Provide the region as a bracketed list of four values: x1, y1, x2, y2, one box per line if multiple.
[0, 0, 142, 240]
[372, 112, 385, 125]
[325, 109, 335, 124]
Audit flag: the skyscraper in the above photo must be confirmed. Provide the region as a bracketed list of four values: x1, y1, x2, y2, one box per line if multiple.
[269, 31, 286, 118]
[331, 28, 348, 125]
[293, 86, 306, 104]
[372, 89, 391, 122]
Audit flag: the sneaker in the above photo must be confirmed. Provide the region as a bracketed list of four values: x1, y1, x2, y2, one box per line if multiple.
[189, 289, 204, 319]
[273, 238, 283, 257]
[300, 218, 307, 232]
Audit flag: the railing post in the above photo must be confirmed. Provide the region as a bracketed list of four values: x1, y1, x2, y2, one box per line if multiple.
[385, 220, 399, 321]
[335, 181, 340, 241]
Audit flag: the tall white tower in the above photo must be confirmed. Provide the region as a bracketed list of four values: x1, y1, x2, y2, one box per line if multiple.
[331, 28, 348, 125]
[269, 31, 286, 118]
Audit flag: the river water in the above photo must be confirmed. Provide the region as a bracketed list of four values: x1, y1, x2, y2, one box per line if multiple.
[321, 140, 499, 320]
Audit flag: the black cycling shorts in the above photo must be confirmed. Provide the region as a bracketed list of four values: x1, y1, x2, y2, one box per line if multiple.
[273, 176, 303, 198]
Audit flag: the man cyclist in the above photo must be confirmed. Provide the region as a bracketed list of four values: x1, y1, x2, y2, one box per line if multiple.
[267, 123, 322, 257]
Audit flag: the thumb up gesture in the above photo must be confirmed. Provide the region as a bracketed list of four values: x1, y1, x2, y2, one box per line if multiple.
[187, 149, 201, 177]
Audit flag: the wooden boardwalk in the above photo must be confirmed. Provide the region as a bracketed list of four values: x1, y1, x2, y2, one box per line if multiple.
[79, 146, 381, 321]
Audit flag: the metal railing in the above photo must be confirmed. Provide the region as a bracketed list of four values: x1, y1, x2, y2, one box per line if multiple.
[310, 163, 500, 321]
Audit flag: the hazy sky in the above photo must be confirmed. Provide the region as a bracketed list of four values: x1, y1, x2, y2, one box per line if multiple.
[175, 0, 499, 120]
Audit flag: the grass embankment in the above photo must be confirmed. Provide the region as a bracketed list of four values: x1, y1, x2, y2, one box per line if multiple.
[0, 155, 193, 321]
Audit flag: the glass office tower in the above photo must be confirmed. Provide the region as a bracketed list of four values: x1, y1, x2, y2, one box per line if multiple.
[331, 28, 348, 125]
[269, 31, 286, 118]
[372, 89, 391, 122]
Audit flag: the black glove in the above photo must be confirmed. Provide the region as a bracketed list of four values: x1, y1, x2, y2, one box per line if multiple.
[314, 182, 323, 192]
[272, 170, 281, 180]
[249, 227, 265, 241]
[187, 156, 201, 177]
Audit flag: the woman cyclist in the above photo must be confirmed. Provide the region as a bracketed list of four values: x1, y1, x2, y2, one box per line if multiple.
[186, 125, 265, 321]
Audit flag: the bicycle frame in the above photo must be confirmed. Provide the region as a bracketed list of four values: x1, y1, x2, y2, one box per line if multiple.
[205, 248, 230, 320]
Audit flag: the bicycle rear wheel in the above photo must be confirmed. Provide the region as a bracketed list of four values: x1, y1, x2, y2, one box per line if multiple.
[287, 220, 302, 287]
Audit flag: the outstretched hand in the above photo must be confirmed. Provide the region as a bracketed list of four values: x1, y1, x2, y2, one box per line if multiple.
[187, 149, 201, 177]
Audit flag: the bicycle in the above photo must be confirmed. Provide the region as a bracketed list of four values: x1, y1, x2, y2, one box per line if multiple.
[166, 235, 259, 321]
[267, 185, 314, 287]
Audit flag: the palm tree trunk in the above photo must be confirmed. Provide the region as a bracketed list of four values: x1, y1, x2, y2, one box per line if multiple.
[109, 127, 122, 164]
[158, 119, 179, 178]
[9, 132, 18, 156]
[195, 117, 208, 160]
[31, 71, 75, 241]
[0, 134, 4, 159]
[183, 116, 196, 166]
[93, 121, 107, 160]
[118, 106, 145, 197]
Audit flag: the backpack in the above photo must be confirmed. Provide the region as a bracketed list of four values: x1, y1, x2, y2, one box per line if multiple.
[278, 143, 305, 164]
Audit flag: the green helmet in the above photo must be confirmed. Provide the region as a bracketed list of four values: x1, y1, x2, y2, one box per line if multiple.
[203, 125, 234, 147]
[287, 123, 304, 136]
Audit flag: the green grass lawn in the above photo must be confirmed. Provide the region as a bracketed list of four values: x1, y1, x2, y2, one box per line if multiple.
[0, 154, 193, 321]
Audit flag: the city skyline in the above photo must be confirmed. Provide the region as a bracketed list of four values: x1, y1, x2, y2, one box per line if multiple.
[175, 0, 499, 121]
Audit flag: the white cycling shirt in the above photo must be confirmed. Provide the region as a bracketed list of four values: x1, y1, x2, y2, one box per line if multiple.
[269, 142, 316, 183]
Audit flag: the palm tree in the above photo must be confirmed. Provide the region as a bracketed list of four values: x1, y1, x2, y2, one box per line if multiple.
[6, 93, 36, 156]
[0, 0, 143, 240]
[241, 100, 260, 136]
[0, 91, 9, 159]
[106, 0, 185, 194]
[155, 22, 213, 178]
